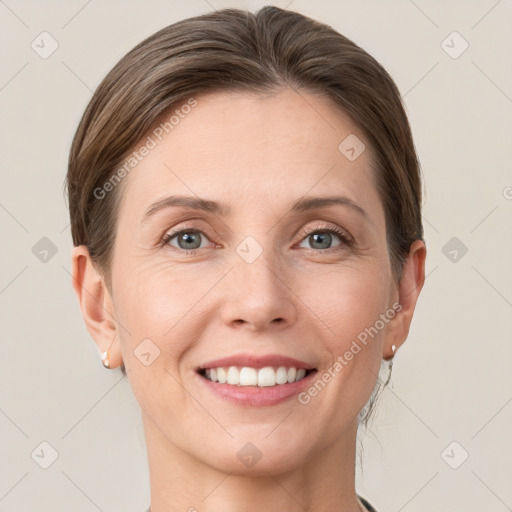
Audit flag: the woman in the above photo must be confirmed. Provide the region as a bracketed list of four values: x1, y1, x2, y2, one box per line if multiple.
[66, 6, 426, 511]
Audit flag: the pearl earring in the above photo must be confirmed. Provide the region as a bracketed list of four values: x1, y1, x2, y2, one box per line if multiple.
[101, 349, 111, 369]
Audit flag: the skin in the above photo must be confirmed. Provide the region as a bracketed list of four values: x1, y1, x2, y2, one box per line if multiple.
[72, 88, 426, 512]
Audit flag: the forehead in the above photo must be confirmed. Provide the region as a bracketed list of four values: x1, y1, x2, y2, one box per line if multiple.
[117, 88, 383, 222]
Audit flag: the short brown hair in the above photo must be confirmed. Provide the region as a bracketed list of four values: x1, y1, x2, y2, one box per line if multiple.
[66, 6, 424, 401]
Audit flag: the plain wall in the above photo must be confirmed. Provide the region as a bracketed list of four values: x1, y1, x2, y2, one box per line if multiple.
[1, 1, 511, 511]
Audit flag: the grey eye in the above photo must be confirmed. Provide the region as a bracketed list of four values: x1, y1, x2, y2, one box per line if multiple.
[299, 231, 343, 250]
[166, 230, 210, 251]
[310, 232, 331, 249]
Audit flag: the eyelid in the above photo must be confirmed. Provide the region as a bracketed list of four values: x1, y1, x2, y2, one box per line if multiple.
[161, 224, 215, 248]
[161, 222, 353, 252]
[297, 223, 353, 245]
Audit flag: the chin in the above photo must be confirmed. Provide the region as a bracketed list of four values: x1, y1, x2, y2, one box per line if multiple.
[195, 433, 312, 477]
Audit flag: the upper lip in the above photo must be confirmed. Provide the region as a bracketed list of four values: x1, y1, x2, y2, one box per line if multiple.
[198, 353, 316, 371]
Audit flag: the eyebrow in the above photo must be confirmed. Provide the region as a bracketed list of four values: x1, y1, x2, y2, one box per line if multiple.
[142, 194, 369, 222]
[290, 196, 369, 221]
[142, 195, 232, 221]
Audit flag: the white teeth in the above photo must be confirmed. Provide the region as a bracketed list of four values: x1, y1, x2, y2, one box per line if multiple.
[276, 366, 288, 385]
[216, 367, 227, 384]
[202, 365, 312, 386]
[239, 367, 258, 386]
[258, 367, 276, 387]
[227, 366, 239, 385]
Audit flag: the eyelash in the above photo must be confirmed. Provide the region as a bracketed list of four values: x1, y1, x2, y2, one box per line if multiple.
[161, 224, 353, 252]
[300, 224, 353, 249]
[161, 225, 214, 252]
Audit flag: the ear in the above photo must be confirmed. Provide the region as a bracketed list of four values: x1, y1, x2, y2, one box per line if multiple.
[383, 239, 426, 360]
[71, 245, 124, 369]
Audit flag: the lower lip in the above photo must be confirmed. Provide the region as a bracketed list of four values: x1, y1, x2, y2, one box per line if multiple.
[196, 370, 318, 407]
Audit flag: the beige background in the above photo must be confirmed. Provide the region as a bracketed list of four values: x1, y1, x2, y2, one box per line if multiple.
[1, 0, 511, 511]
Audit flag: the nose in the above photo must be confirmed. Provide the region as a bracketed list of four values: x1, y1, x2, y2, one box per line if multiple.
[219, 250, 298, 332]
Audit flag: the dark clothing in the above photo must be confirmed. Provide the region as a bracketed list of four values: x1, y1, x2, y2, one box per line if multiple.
[359, 495, 378, 511]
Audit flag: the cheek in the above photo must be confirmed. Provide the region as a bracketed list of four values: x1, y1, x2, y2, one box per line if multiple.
[111, 264, 203, 411]
[300, 263, 392, 345]
[112, 259, 220, 361]
[293, 268, 391, 426]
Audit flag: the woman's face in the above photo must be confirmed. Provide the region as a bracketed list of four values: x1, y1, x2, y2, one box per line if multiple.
[105, 88, 406, 473]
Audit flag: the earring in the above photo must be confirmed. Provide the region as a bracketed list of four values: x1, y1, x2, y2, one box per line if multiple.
[384, 344, 396, 362]
[100, 331, 119, 369]
[389, 344, 396, 366]
[100, 338, 116, 369]
[383, 344, 396, 387]
[101, 349, 111, 369]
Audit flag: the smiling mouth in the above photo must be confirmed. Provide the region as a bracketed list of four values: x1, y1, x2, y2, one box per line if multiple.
[197, 366, 317, 387]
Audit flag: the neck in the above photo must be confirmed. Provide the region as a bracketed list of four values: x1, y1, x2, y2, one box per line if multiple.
[143, 414, 365, 512]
